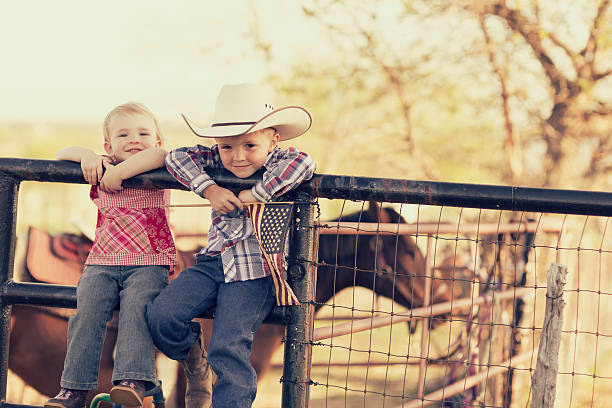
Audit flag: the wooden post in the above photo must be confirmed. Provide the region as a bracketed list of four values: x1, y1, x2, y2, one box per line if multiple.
[416, 235, 433, 399]
[530, 263, 567, 408]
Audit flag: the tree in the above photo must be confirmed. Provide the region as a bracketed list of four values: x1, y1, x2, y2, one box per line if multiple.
[473, 0, 612, 188]
[247, 0, 612, 189]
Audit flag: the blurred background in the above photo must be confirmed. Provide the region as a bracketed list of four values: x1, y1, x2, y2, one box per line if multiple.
[2, 1, 611, 407]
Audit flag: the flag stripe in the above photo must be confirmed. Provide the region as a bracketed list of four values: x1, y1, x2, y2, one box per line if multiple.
[247, 203, 300, 306]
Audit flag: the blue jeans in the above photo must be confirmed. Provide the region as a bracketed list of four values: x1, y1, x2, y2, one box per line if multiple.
[146, 254, 275, 408]
[60, 264, 169, 390]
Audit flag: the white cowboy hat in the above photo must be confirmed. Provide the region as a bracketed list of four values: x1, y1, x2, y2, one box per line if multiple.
[182, 83, 312, 141]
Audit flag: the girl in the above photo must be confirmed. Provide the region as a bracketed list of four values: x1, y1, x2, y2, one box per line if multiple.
[45, 102, 177, 408]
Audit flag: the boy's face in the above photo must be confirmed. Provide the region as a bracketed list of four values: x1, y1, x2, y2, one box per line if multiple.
[104, 112, 160, 162]
[216, 129, 279, 178]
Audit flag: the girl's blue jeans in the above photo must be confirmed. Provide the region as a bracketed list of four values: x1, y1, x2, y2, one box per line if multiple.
[60, 264, 169, 390]
[146, 254, 276, 408]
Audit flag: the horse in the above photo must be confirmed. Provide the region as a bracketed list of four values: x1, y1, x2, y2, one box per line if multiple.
[8, 201, 473, 407]
[169, 201, 474, 407]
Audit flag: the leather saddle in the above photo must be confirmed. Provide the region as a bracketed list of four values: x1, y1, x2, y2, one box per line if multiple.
[23, 226, 92, 286]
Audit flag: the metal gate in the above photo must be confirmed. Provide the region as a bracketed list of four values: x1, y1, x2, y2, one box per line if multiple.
[0, 158, 610, 407]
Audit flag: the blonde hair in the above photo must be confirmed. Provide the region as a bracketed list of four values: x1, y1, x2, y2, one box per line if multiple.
[246, 127, 277, 138]
[103, 102, 163, 145]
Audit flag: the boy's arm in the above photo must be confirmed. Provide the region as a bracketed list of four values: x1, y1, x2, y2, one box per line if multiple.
[166, 145, 242, 213]
[56, 146, 106, 185]
[250, 147, 316, 202]
[165, 144, 222, 196]
[99, 147, 167, 192]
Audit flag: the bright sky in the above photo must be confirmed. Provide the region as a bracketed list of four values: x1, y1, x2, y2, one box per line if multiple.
[0, 1, 323, 124]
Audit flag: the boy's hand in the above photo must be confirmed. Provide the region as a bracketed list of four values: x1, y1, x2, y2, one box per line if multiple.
[204, 185, 243, 214]
[80, 151, 107, 185]
[238, 189, 258, 204]
[99, 162, 124, 193]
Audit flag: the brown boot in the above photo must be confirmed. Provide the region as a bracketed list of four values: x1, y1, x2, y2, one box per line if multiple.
[110, 379, 146, 407]
[179, 336, 215, 408]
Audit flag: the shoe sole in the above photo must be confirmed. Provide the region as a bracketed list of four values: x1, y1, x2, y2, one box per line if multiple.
[109, 387, 143, 407]
[44, 403, 72, 408]
[44, 402, 86, 408]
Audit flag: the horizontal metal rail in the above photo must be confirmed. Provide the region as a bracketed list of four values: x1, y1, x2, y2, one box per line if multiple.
[316, 220, 562, 235]
[305, 174, 612, 216]
[0, 158, 611, 216]
[313, 287, 531, 341]
[0, 282, 288, 324]
[175, 220, 561, 238]
[397, 351, 533, 408]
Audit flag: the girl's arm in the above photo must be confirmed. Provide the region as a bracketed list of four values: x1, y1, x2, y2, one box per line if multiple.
[100, 147, 168, 192]
[56, 146, 97, 162]
[56, 146, 105, 185]
[111, 147, 167, 180]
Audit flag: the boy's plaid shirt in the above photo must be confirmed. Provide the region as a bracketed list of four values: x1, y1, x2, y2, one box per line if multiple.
[85, 186, 177, 274]
[165, 145, 315, 284]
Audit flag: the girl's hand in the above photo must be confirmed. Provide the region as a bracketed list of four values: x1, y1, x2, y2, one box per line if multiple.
[99, 162, 124, 193]
[80, 151, 106, 185]
[204, 185, 243, 214]
[238, 189, 258, 204]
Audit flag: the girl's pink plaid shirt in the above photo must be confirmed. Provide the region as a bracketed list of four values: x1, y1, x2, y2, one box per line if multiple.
[85, 186, 177, 275]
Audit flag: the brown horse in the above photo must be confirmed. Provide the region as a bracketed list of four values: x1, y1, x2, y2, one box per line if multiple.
[8, 202, 472, 407]
[250, 201, 431, 379]
[170, 201, 473, 407]
[9, 306, 118, 402]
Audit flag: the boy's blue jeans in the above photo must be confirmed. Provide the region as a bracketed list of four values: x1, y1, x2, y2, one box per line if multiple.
[146, 254, 276, 408]
[60, 264, 169, 390]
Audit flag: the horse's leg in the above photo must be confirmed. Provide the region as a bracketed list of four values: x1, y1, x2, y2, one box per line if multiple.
[166, 318, 213, 408]
[9, 306, 120, 405]
[250, 324, 284, 380]
[169, 320, 283, 408]
[9, 306, 68, 398]
[171, 366, 186, 408]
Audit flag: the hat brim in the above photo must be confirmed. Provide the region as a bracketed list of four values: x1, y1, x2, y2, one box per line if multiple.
[182, 106, 312, 141]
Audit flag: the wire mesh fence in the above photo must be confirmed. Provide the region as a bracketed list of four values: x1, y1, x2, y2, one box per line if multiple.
[306, 199, 610, 407]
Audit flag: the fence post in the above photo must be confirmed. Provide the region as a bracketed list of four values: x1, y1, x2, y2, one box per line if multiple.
[0, 176, 19, 403]
[530, 262, 567, 408]
[281, 192, 317, 408]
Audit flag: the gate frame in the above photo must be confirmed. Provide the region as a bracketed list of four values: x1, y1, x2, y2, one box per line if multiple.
[0, 158, 611, 408]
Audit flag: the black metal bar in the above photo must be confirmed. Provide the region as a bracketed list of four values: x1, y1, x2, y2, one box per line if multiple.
[1, 282, 76, 308]
[1, 159, 610, 216]
[0, 403, 41, 408]
[0, 159, 255, 192]
[282, 192, 316, 407]
[0, 282, 288, 325]
[304, 175, 612, 216]
[0, 176, 18, 403]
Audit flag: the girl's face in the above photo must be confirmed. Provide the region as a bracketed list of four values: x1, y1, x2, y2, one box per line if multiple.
[216, 129, 279, 178]
[104, 112, 160, 162]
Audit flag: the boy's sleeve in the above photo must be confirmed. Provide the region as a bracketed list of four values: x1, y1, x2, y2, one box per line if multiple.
[251, 147, 316, 202]
[165, 144, 223, 197]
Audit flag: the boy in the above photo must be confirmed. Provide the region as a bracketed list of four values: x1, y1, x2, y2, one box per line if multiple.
[146, 83, 316, 408]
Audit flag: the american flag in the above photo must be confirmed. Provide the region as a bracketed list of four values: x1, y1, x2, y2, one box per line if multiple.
[246, 202, 300, 306]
